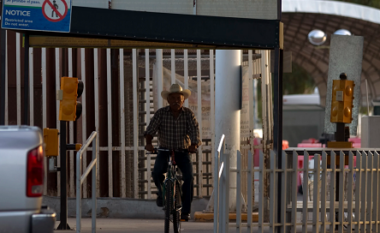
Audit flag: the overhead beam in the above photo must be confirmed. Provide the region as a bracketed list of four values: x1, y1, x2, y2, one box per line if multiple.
[25, 6, 281, 49]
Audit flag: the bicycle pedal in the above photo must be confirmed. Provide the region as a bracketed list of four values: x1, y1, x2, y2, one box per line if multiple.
[176, 207, 182, 211]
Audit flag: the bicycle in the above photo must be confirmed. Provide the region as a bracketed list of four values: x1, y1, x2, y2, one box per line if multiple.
[148, 148, 185, 233]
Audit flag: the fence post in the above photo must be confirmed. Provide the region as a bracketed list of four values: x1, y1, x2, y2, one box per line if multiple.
[247, 150, 253, 233]
[236, 150, 242, 233]
[269, 150, 276, 233]
[302, 150, 310, 233]
[313, 153, 321, 233]
[258, 150, 265, 233]
[355, 151, 362, 233]
[214, 149, 219, 233]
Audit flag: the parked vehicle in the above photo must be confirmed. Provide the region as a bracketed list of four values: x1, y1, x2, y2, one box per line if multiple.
[0, 126, 55, 233]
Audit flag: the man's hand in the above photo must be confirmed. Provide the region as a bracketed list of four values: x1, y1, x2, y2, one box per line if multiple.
[189, 144, 198, 153]
[145, 144, 154, 152]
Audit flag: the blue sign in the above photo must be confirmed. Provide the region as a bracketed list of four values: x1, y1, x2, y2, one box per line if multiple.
[2, 0, 71, 32]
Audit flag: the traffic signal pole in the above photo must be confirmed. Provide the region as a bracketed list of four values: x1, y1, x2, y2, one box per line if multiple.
[57, 120, 70, 230]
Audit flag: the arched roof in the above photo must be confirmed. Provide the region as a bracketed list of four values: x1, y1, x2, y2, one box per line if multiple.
[282, 0, 380, 106]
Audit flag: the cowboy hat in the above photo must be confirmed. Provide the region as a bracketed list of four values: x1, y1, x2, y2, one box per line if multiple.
[161, 84, 191, 100]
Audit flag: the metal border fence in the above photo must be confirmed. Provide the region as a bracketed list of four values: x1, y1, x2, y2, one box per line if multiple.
[215, 144, 380, 233]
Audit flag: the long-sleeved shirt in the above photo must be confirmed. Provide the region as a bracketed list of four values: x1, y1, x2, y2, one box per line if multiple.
[144, 106, 201, 149]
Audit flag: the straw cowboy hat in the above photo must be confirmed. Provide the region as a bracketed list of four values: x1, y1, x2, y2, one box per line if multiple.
[161, 84, 191, 100]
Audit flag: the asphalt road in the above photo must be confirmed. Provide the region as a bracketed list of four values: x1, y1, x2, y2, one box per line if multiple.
[54, 218, 215, 233]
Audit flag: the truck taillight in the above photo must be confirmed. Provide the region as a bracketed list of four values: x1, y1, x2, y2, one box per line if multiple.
[27, 146, 44, 197]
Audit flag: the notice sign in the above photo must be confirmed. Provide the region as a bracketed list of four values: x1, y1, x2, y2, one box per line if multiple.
[2, 0, 71, 32]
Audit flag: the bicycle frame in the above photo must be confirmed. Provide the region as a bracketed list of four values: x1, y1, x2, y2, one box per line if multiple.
[162, 151, 181, 208]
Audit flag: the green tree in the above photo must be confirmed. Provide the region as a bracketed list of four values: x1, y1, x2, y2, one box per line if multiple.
[334, 0, 380, 8]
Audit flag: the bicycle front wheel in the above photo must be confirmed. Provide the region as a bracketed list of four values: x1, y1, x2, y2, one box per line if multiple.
[173, 180, 182, 233]
[165, 180, 173, 233]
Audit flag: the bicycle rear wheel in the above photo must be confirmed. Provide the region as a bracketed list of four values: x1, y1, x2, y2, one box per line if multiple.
[173, 181, 182, 233]
[164, 180, 173, 233]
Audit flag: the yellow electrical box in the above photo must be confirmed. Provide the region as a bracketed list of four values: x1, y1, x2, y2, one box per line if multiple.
[59, 77, 79, 121]
[43, 128, 58, 157]
[330, 79, 355, 123]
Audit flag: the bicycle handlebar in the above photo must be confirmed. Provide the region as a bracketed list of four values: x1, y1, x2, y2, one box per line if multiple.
[146, 148, 194, 154]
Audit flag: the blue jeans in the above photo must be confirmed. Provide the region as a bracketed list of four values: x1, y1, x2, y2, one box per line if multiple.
[152, 150, 194, 214]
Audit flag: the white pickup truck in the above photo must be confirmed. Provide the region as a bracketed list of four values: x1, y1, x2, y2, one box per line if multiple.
[0, 126, 55, 233]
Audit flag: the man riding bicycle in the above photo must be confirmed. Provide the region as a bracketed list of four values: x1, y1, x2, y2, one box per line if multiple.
[144, 84, 201, 222]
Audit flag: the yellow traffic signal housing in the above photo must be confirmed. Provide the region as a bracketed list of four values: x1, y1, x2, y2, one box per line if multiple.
[59, 77, 79, 121]
[330, 79, 355, 123]
[43, 128, 58, 157]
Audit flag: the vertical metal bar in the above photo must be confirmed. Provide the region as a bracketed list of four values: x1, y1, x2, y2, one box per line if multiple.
[248, 50, 254, 130]
[81, 48, 88, 198]
[23, 33, 29, 125]
[219, 153, 224, 233]
[347, 151, 354, 233]
[247, 150, 253, 233]
[214, 148, 220, 233]
[197, 49, 203, 198]
[210, 49, 215, 190]
[355, 151, 362, 233]
[29, 47, 33, 126]
[281, 151, 287, 233]
[68, 48, 74, 198]
[171, 49, 175, 84]
[368, 151, 374, 232]
[58, 121, 69, 229]
[375, 151, 380, 233]
[119, 48, 126, 198]
[273, 48, 283, 233]
[225, 149, 230, 232]
[321, 151, 328, 233]
[0, 27, 6, 125]
[236, 150, 242, 233]
[42, 47, 47, 195]
[292, 151, 298, 233]
[270, 150, 277, 233]
[106, 48, 113, 197]
[76, 151, 82, 233]
[55, 48, 61, 196]
[330, 151, 336, 233]
[184, 49, 189, 108]
[362, 151, 368, 232]
[16, 33, 21, 125]
[4, 30, 8, 125]
[259, 150, 265, 233]
[145, 48, 151, 199]
[132, 49, 139, 198]
[338, 151, 345, 233]
[94, 48, 100, 197]
[156, 49, 163, 108]
[92, 136, 97, 233]
[302, 150, 310, 233]
[313, 153, 321, 233]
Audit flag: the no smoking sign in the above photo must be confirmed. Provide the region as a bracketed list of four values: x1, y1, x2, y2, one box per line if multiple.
[42, 0, 68, 22]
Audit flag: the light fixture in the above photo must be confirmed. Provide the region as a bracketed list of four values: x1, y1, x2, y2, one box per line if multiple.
[333, 29, 351, 36]
[308, 29, 327, 46]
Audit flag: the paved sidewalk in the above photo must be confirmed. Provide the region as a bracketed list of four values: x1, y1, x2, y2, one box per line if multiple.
[54, 218, 215, 233]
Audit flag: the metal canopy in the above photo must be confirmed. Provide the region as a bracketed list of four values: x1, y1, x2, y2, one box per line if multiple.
[25, 6, 282, 49]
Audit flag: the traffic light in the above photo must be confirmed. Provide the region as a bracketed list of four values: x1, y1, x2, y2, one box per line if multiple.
[330, 79, 355, 123]
[43, 128, 58, 157]
[58, 77, 84, 121]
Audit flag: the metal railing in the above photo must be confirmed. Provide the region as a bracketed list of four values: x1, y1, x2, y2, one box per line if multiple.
[214, 146, 380, 233]
[214, 134, 226, 233]
[76, 131, 98, 233]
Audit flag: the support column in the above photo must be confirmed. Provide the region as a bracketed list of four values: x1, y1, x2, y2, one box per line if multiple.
[215, 50, 241, 211]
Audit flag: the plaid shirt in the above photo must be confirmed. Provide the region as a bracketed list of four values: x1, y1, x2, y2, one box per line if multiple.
[145, 106, 201, 149]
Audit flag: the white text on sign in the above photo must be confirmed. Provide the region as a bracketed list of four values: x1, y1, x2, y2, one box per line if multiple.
[6, 10, 31, 17]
